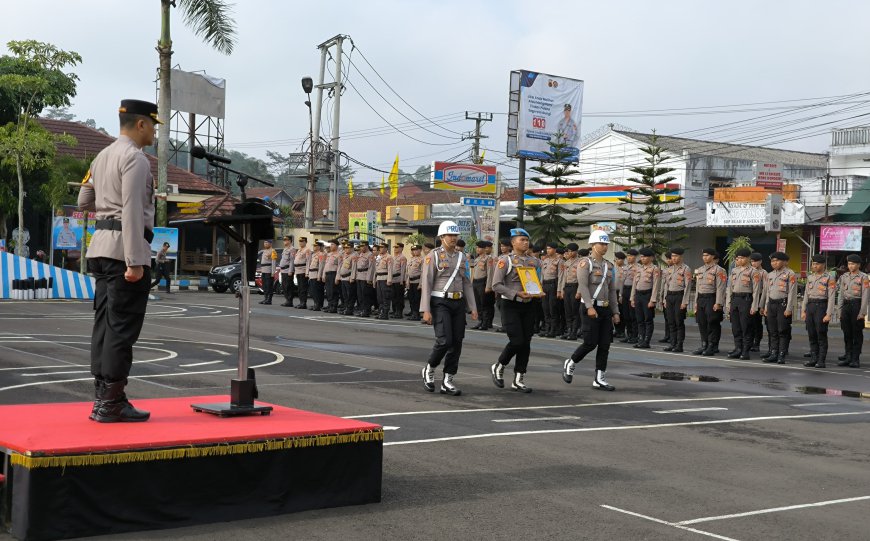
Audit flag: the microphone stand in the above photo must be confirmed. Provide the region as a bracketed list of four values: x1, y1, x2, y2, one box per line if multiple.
[191, 158, 275, 417]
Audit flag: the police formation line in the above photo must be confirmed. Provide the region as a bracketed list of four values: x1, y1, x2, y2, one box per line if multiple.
[260, 220, 869, 397]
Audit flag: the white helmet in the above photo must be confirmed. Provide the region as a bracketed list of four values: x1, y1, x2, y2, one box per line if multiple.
[588, 230, 610, 244]
[437, 220, 461, 237]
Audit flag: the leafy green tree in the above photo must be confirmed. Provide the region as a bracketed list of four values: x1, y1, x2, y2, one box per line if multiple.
[615, 133, 685, 255]
[724, 236, 753, 268]
[0, 40, 80, 252]
[157, 0, 237, 226]
[524, 139, 588, 244]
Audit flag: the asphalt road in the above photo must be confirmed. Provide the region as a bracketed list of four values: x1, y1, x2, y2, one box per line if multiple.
[1, 292, 869, 541]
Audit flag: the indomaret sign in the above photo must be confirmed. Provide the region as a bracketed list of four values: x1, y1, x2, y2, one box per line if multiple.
[431, 162, 497, 194]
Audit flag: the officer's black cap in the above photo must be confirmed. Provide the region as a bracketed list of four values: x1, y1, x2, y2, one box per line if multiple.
[456, 239, 466, 248]
[770, 251, 789, 261]
[614, 251, 626, 259]
[566, 243, 579, 251]
[702, 248, 717, 257]
[424, 242, 435, 249]
[396, 242, 404, 248]
[846, 254, 862, 264]
[299, 237, 308, 242]
[119, 99, 163, 124]
[750, 252, 762, 261]
[411, 244, 422, 250]
[626, 248, 639, 256]
[735, 248, 751, 258]
[359, 240, 368, 246]
[499, 237, 511, 247]
[483, 241, 493, 248]
[476, 240, 488, 248]
[546, 242, 559, 249]
[639, 247, 655, 257]
[663, 251, 672, 258]
[670, 247, 685, 255]
[811, 254, 826, 264]
[556, 247, 566, 254]
[578, 248, 590, 257]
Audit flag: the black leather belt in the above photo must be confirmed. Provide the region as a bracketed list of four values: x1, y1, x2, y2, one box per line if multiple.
[564, 282, 578, 287]
[698, 293, 715, 297]
[543, 279, 557, 284]
[392, 273, 401, 278]
[843, 298, 861, 303]
[732, 293, 752, 298]
[376, 272, 387, 276]
[95, 219, 154, 243]
[473, 278, 487, 283]
[340, 272, 351, 278]
[807, 298, 828, 303]
[667, 290, 684, 295]
[636, 289, 651, 294]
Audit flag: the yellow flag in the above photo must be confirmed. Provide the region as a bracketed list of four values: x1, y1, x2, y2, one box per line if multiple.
[389, 154, 399, 200]
[380, 174, 385, 195]
[479, 150, 486, 164]
[348, 176, 354, 199]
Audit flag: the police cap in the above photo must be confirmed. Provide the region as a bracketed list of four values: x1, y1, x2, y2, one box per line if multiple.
[358, 240, 368, 246]
[578, 248, 590, 257]
[735, 248, 751, 258]
[476, 240, 488, 248]
[566, 243, 579, 251]
[499, 237, 511, 247]
[626, 248, 639, 256]
[663, 251, 672, 258]
[411, 244, 422, 250]
[119, 99, 164, 124]
[811, 254, 826, 264]
[614, 251, 626, 259]
[702, 247, 717, 257]
[639, 247, 655, 257]
[769, 251, 789, 261]
[750, 252, 763, 261]
[556, 247, 566, 255]
[670, 247, 685, 255]
[456, 239, 466, 248]
[546, 242, 559, 249]
[299, 237, 308, 242]
[846, 254, 862, 264]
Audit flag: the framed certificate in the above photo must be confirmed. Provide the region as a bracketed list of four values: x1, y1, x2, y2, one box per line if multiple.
[517, 266, 544, 296]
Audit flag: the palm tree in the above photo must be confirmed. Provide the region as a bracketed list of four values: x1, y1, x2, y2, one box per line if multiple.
[156, 0, 236, 226]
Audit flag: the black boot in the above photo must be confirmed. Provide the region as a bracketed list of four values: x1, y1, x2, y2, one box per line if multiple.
[89, 377, 106, 421]
[692, 342, 708, 355]
[750, 339, 760, 352]
[93, 380, 150, 423]
[849, 352, 861, 368]
[777, 352, 787, 365]
[727, 340, 742, 358]
[762, 351, 779, 363]
[816, 344, 827, 368]
[838, 353, 848, 363]
[803, 351, 817, 367]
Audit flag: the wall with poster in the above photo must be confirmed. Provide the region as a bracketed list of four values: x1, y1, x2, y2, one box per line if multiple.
[150, 228, 179, 259]
[51, 209, 96, 252]
[820, 226, 863, 251]
[507, 70, 584, 161]
[347, 211, 382, 240]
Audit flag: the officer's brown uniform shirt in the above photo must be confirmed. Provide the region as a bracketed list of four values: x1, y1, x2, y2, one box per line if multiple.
[725, 265, 761, 313]
[340, 252, 357, 281]
[694, 264, 727, 307]
[419, 247, 476, 313]
[472, 254, 490, 281]
[324, 251, 341, 274]
[406, 255, 423, 287]
[630, 264, 661, 305]
[278, 247, 295, 275]
[662, 263, 693, 307]
[307, 250, 324, 280]
[801, 271, 836, 318]
[761, 268, 797, 313]
[557, 256, 581, 295]
[491, 253, 541, 302]
[622, 262, 638, 289]
[541, 256, 559, 283]
[577, 257, 619, 310]
[259, 248, 276, 276]
[77, 135, 154, 267]
[393, 254, 407, 284]
[753, 267, 768, 310]
[352, 251, 375, 283]
[375, 254, 394, 284]
[837, 271, 870, 317]
[294, 247, 311, 275]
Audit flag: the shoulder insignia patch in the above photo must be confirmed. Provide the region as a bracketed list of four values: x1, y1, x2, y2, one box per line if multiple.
[81, 170, 92, 185]
[498, 260, 505, 269]
[790, 275, 797, 284]
[425, 256, 431, 264]
[271, 250, 277, 260]
[580, 260, 587, 268]
[718, 271, 727, 281]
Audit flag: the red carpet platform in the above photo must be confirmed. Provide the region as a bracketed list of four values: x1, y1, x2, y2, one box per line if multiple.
[0, 396, 383, 541]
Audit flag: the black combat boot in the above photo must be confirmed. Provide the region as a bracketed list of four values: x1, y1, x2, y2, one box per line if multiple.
[89, 377, 106, 421]
[692, 342, 708, 355]
[803, 351, 818, 367]
[92, 380, 150, 423]
[762, 351, 779, 363]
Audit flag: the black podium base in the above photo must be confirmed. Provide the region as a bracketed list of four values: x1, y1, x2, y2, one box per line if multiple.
[190, 402, 273, 417]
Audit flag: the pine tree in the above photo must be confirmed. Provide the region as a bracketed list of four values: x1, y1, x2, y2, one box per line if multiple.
[615, 133, 685, 255]
[525, 140, 588, 244]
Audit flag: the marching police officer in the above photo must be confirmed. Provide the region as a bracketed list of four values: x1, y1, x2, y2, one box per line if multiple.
[619, 249, 640, 343]
[323, 240, 341, 313]
[558, 243, 582, 340]
[693, 248, 727, 356]
[374, 243, 394, 320]
[352, 240, 376, 317]
[77, 99, 162, 422]
[420, 221, 477, 396]
[339, 241, 357, 315]
[749, 252, 767, 352]
[630, 247, 660, 349]
[391, 243, 407, 318]
[661, 247, 692, 352]
[836, 254, 868, 368]
[490, 228, 540, 393]
[802, 254, 836, 368]
[258, 239, 277, 305]
[405, 244, 423, 320]
[307, 240, 325, 311]
[724, 248, 761, 360]
[293, 237, 311, 308]
[760, 252, 797, 364]
[278, 235, 296, 307]
[562, 229, 619, 391]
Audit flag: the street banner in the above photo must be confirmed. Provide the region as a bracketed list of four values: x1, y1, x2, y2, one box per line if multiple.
[508, 70, 584, 161]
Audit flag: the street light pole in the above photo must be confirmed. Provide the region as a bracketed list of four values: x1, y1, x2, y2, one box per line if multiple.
[302, 76, 315, 229]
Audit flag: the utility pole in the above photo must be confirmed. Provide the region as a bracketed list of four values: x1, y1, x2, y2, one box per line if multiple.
[463, 111, 492, 164]
[305, 44, 329, 229]
[329, 37, 344, 226]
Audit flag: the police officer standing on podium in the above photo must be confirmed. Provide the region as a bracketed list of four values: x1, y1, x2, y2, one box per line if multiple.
[562, 230, 619, 391]
[490, 228, 540, 393]
[77, 99, 161, 422]
[420, 221, 477, 396]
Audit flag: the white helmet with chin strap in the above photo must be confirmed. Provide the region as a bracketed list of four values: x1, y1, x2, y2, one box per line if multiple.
[588, 230, 610, 244]
[437, 220, 461, 237]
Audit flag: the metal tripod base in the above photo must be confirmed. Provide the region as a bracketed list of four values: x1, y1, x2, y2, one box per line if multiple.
[191, 379, 273, 417]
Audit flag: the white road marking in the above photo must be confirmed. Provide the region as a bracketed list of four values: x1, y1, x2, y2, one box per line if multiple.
[309, 367, 367, 376]
[204, 348, 230, 356]
[179, 360, 224, 367]
[382, 426, 400, 431]
[492, 416, 581, 423]
[601, 505, 740, 541]
[347, 395, 788, 419]
[792, 402, 840, 407]
[676, 495, 870, 525]
[653, 407, 728, 414]
[383, 411, 870, 447]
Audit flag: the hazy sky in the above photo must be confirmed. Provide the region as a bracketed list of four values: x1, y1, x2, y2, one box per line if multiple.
[3, 0, 869, 184]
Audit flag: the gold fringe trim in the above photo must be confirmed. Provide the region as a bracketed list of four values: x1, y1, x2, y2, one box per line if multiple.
[10, 429, 383, 470]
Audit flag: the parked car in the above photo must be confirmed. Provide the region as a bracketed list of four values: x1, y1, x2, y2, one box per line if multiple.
[208, 258, 242, 293]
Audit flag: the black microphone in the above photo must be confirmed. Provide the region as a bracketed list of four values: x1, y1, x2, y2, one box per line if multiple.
[191, 146, 232, 164]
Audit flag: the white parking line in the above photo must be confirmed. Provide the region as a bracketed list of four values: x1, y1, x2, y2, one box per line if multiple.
[601, 505, 740, 541]
[492, 416, 581, 423]
[653, 407, 728, 414]
[204, 349, 230, 356]
[792, 402, 840, 407]
[179, 360, 223, 367]
[676, 495, 870, 525]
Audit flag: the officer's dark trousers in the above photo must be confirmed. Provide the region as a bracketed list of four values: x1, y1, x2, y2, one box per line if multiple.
[391, 282, 405, 315]
[751, 311, 764, 346]
[150, 262, 170, 291]
[308, 278, 324, 309]
[662, 297, 673, 339]
[376, 279, 392, 317]
[427, 297, 467, 374]
[729, 294, 753, 351]
[497, 299, 536, 373]
[571, 305, 613, 371]
[341, 279, 356, 313]
[295, 273, 308, 306]
[665, 291, 687, 346]
[472, 278, 486, 323]
[356, 281, 373, 315]
[841, 299, 864, 361]
[766, 300, 791, 354]
[282, 274, 294, 304]
[805, 300, 829, 360]
[542, 280, 558, 333]
[563, 284, 579, 336]
[408, 282, 421, 316]
[88, 258, 150, 382]
[696, 294, 722, 347]
[262, 270, 274, 301]
[324, 271, 338, 310]
[621, 286, 637, 339]
[634, 289, 654, 342]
